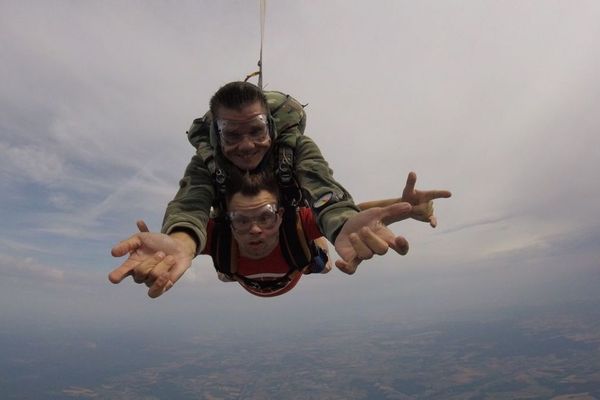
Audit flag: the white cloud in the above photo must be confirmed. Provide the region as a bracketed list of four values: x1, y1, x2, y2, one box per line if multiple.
[1, 0, 600, 323]
[0, 142, 65, 183]
[0, 254, 65, 283]
[48, 192, 75, 210]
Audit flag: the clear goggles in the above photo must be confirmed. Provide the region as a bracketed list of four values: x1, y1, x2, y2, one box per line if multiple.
[227, 203, 280, 232]
[216, 114, 269, 146]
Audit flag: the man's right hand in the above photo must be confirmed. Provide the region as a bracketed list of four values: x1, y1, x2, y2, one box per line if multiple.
[108, 220, 197, 298]
[334, 202, 413, 275]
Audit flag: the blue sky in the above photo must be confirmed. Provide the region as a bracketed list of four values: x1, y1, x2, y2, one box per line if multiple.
[1, 1, 600, 333]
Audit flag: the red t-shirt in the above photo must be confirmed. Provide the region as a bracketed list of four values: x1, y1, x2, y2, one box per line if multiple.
[203, 207, 322, 297]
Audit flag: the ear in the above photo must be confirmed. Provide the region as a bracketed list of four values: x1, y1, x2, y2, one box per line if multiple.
[275, 208, 284, 229]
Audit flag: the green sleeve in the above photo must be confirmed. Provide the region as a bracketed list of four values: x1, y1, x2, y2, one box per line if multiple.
[161, 151, 214, 255]
[292, 134, 360, 243]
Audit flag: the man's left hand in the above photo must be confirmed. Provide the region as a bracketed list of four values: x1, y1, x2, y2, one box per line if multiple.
[402, 171, 451, 228]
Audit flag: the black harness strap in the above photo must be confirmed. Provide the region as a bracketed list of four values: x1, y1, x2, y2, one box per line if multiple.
[277, 144, 303, 207]
[211, 220, 237, 277]
[278, 207, 312, 270]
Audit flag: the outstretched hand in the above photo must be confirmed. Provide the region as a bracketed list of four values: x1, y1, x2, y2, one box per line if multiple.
[108, 220, 196, 298]
[402, 171, 451, 228]
[334, 202, 412, 275]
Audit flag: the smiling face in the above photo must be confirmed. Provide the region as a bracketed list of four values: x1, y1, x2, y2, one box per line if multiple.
[216, 101, 272, 171]
[228, 189, 282, 259]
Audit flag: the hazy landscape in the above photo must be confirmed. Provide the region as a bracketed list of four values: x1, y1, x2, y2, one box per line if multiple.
[3, 287, 599, 399]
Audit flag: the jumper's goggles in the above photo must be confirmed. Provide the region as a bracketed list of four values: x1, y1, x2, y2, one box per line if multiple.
[228, 203, 280, 232]
[216, 114, 269, 146]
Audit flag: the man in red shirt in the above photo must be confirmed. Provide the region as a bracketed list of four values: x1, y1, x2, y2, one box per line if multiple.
[203, 170, 328, 297]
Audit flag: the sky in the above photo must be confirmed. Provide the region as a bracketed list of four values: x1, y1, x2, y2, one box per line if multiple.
[1, 0, 600, 336]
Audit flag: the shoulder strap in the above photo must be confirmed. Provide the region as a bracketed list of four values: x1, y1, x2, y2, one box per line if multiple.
[276, 133, 306, 208]
[277, 146, 303, 208]
[195, 143, 228, 215]
[279, 207, 313, 271]
[210, 220, 238, 278]
[187, 112, 229, 214]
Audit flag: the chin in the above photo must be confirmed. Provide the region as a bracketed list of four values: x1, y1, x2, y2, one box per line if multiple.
[235, 158, 261, 171]
[242, 242, 274, 259]
[246, 250, 269, 260]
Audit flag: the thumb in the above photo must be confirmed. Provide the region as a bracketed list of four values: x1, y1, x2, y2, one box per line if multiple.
[402, 171, 417, 198]
[137, 220, 150, 233]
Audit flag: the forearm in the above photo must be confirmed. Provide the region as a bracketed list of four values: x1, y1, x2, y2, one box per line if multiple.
[359, 197, 434, 225]
[161, 153, 215, 254]
[358, 197, 402, 210]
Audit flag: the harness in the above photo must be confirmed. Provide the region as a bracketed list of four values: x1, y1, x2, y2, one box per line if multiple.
[210, 207, 326, 295]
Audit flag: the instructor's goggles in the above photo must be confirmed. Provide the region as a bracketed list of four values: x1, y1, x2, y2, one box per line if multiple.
[228, 203, 280, 232]
[216, 114, 269, 146]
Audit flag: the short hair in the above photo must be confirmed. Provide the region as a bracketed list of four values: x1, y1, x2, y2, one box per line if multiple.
[209, 81, 268, 118]
[225, 169, 280, 205]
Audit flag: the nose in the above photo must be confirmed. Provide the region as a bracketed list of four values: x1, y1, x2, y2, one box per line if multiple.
[248, 222, 262, 234]
[237, 135, 255, 150]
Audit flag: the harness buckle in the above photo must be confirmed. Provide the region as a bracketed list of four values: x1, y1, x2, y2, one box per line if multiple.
[215, 168, 226, 185]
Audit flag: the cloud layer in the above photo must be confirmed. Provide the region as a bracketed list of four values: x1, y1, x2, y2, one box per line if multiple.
[1, 1, 599, 322]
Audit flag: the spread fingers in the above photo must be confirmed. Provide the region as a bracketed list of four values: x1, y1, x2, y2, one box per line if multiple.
[357, 226, 389, 256]
[144, 255, 176, 287]
[133, 251, 165, 283]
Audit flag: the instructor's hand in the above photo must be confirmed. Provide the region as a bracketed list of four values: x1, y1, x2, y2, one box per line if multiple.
[401, 171, 451, 228]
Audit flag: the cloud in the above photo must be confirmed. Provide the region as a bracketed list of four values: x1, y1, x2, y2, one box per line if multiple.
[0, 237, 57, 255]
[0, 254, 66, 283]
[1, 0, 600, 327]
[441, 214, 515, 235]
[486, 224, 600, 263]
[48, 192, 75, 211]
[177, 256, 217, 285]
[0, 142, 65, 184]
